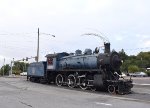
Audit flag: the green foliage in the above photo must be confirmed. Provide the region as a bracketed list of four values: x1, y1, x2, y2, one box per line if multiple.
[119, 49, 128, 62]
[120, 60, 130, 72]
[139, 68, 145, 72]
[0, 64, 11, 75]
[12, 69, 21, 75]
[145, 71, 150, 76]
[0, 62, 29, 76]
[119, 50, 150, 73]
[137, 52, 150, 68]
[128, 65, 139, 73]
[12, 62, 29, 75]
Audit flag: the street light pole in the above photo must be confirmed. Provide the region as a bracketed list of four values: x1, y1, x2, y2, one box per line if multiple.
[3, 58, 5, 76]
[10, 58, 14, 76]
[37, 28, 40, 62]
[36, 28, 55, 62]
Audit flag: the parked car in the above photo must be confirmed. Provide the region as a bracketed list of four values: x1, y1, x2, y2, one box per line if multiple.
[20, 72, 27, 76]
[130, 72, 148, 77]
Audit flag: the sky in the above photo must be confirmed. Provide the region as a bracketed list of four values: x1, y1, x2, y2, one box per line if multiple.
[0, 0, 150, 67]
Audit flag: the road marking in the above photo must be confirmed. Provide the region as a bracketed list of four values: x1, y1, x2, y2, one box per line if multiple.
[92, 94, 150, 104]
[108, 96, 150, 103]
[95, 102, 112, 106]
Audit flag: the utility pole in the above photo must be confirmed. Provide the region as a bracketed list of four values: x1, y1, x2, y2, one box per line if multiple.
[36, 28, 55, 62]
[3, 58, 5, 76]
[37, 28, 40, 62]
[10, 58, 14, 76]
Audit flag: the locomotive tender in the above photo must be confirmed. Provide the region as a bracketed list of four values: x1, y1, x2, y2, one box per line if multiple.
[27, 43, 133, 94]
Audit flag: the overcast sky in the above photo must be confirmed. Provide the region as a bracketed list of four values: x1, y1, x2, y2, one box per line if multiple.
[0, 0, 150, 66]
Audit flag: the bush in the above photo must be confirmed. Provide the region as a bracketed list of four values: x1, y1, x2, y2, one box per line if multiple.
[139, 68, 145, 72]
[12, 70, 21, 75]
[145, 71, 150, 76]
[128, 65, 139, 73]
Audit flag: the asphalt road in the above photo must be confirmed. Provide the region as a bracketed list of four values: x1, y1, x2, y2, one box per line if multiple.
[0, 76, 150, 108]
[132, 77, 150, 84]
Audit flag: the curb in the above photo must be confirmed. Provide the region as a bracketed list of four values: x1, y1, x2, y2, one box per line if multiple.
[3, 76, 20, 78]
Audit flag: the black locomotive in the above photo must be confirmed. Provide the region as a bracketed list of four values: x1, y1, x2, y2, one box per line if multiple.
[27, 43, 133, 94]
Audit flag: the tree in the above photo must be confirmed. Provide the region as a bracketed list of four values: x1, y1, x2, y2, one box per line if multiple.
[0, 61, 29, 75]
[12, 62, 29, 75]
[128, 65, 139, 73]
[137, 52, 150, 68]
[0, 64, 11, 75]
[120, 60, 131, 72]
[119, 49, 128, 62]
[120, 51, 150, 73]
[119, 49, 129, 72]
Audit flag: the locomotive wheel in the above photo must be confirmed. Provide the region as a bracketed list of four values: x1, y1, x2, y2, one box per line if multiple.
[79, 77, 88, 90]
[108, 85, 116, 94]
[67, 74, 76, 88]
[56, 74, 64, 86]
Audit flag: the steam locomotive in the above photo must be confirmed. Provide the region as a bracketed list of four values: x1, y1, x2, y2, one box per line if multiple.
[27, 43, 133, 94]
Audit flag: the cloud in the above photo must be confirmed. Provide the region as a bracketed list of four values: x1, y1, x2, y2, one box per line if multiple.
[115, 35, 124, 41]
[135, 34, 150, 47]
[136, 34, 150, 38]
[143, 40, 150, 47]
[83, 0, 112, 14]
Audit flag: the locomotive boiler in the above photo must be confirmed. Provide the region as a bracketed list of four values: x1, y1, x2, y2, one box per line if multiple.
[27, 43, 133, 94]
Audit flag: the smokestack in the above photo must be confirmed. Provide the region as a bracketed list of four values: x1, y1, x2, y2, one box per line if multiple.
[104, 43, 110, 53]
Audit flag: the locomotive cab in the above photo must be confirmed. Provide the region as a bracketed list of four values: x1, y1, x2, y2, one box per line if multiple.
[46, 54, 57, 70]
[46, 52, 69, 70]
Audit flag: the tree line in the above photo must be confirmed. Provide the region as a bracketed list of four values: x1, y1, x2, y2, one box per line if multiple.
[0, 62, 29, 76]
[119, 49, 150, 76]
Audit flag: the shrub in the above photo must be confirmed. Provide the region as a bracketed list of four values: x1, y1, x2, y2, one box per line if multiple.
[128, 65, 139, 73]
[145, 71, 150, 76]
[12, 70, 21, 75]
